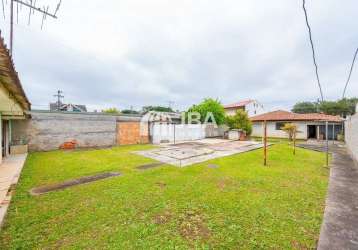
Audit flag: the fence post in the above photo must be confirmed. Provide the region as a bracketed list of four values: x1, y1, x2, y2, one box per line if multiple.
[173, 123, 176, 144]
[293, 127, 296, 155]
[264, 120, 267, 166]
[326, 121, 329, 167]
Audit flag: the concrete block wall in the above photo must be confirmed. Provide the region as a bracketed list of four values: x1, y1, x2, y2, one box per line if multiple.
[345, 111, 358, 164]
[11, 111, 142, 151]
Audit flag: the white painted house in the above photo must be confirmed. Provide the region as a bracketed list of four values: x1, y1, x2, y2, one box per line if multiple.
[250, 110, 343, 140]
[224, 99, 265, 117]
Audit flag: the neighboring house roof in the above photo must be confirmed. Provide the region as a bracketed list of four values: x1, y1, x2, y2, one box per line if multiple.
[0, 33, 31, 110]
[224, 99, 254, 109]
[50, 103, 87, 112]
[142, 111, 181, 122]
[250, 110, 343, 122]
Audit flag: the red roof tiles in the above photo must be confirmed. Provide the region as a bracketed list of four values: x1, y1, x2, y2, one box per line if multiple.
[224, 100, 254, 109]
[250, 110, 343, 122]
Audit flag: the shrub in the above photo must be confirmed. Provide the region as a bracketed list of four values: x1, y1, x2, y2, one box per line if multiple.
[225, 110, 252, 135]
[281, 123, 298, 141]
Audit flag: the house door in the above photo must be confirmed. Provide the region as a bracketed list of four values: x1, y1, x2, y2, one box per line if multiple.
[307, 125, 317, 139]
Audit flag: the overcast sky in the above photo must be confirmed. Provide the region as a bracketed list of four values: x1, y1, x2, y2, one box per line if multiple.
[0, 0, 357, 111]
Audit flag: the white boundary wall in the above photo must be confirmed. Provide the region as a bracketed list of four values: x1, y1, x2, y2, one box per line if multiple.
[345, 108, 358, 164]
[151, 123, 206, 144]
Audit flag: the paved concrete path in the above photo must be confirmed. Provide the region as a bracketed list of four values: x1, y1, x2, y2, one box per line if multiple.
[298, 143, 358, 250]
[0, 154, 27, 228]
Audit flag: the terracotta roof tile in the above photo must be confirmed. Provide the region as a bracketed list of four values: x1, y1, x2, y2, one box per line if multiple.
[224, 99, 254, 109]
[250, 110, 343, 122]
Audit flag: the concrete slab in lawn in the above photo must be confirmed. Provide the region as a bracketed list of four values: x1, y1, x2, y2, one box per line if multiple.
[135, 139, 265, 167]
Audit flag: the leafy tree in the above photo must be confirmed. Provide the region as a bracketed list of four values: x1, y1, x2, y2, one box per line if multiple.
[319, 101, 348, 116]
[292, 102, 318, 113]
[142, 106, 174, 113]
[187, 98, 226, 125]
[226, 110, 252, 135]
[281, 123, 298, 141]
[338, 98, 358, 116]
[121, 109, 140, 114]
[102, 108, 120, 114]
[291, 98, 357, 117]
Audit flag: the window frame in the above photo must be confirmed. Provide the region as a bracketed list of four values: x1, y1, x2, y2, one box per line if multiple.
[275, 122, 286, 130]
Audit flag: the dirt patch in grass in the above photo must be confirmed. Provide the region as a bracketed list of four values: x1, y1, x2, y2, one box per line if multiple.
[153, 210, 172, 225]
[30, 172, 121, 195]
[207, 164, 219, 169]
[155, 182, 167, 190]
[216, 177, 236, 191]
[136, 162, 164, 170]
[179, 210, 211, 241]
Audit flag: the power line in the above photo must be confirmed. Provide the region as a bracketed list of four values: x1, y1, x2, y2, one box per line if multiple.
[342, 47, 358, 99]
[302, 0, 324, 102]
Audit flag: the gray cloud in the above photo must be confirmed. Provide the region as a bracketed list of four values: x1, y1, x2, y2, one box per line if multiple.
[1, 0, 357, 112]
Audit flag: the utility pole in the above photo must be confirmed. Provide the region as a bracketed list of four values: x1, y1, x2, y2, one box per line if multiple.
[5, 0, 61, 55]
[9, 0, 13, 55]
[54, 90, 64, 111]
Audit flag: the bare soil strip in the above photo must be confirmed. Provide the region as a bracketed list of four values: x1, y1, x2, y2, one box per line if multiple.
[136, 162, 164, 170]
[30, 172, 121, 195]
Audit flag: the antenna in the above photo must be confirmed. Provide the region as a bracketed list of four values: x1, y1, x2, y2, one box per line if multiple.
[1, 0, 62, 56]
[1, 0, 5, 19]
[53, 90, 64, 111]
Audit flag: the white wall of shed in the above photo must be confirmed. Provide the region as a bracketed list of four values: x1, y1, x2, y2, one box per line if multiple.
[151, 123, 206, 144]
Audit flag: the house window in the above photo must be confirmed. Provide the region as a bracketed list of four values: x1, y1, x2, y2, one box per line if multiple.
[275, 122, 286, 130]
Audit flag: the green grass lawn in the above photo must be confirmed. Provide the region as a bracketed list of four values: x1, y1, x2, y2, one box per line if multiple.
[0, 143, 329, 249]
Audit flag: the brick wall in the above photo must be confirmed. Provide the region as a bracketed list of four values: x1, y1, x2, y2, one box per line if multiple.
[117, 121, 149, 145]
[11, 111, 143, 151]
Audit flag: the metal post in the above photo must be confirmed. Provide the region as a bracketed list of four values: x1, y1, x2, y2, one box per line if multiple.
[10, 0, 14, 55]
[264, 120, 267, 166]
[293, 127, 296, 155]
[8, 120, 12, 146]
[325, 121, 329, 167]
[332, 123, 335, 144]
[173, 123, 176, 145]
